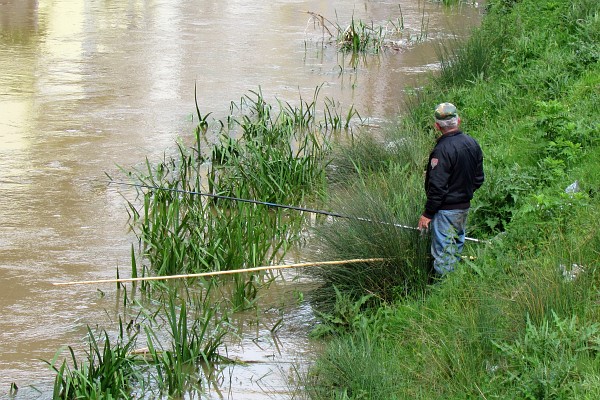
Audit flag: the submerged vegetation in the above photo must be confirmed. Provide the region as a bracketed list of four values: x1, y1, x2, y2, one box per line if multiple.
[305, 7, 429, 55]
[48, 287, 230, 398]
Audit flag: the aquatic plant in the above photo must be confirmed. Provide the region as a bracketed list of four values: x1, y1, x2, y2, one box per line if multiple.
[305, 9, 429, 55]
[119, 86, 360, 316]
[337, 17, 385, 53]
[143, 288, 229, 396]
[47, 322, 142, 399]
[47, 283, 233, 398]
[322, 97, 361, 131]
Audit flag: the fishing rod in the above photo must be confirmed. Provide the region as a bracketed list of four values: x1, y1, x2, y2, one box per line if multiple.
[53, 258, 386, 286]
[108, 180, 487, 244]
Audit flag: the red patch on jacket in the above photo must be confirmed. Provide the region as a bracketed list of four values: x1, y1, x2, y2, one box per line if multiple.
[431, 158, 439, 169]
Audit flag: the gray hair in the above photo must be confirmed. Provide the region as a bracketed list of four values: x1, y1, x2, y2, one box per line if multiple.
[435, 116, 459, 129]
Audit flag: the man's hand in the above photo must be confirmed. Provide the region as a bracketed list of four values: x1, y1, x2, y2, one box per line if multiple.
[418, 215, 432, 231]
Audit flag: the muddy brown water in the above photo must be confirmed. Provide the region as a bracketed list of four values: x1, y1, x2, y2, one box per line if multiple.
[0, 0, 482, 398]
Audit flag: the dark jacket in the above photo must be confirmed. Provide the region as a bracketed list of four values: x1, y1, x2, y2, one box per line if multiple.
[423, 130, 484, 218]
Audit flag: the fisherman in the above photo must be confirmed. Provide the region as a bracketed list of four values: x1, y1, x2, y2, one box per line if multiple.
[417, 103, 484, 275]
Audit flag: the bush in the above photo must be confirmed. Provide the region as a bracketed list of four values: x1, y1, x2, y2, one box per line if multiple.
[493, 313, 600, 399]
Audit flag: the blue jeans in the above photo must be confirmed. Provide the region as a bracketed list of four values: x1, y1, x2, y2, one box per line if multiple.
[431, 209, 469, 275]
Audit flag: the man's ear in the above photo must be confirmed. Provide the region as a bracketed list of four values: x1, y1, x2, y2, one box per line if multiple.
[434, 122, 441, 131]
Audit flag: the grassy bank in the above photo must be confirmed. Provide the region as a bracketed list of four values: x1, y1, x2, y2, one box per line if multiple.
[306, 0, 600, 398]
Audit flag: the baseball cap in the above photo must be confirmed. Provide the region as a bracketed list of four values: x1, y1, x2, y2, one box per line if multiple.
[434, 103, 458, 120]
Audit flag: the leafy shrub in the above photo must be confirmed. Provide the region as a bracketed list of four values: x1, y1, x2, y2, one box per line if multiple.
[310, 287, 375, 338]
[493, 313, 600, 399]
[470, 164, 536, 234]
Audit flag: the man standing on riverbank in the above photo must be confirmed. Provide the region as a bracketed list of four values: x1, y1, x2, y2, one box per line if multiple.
[417, 103, 484, 275]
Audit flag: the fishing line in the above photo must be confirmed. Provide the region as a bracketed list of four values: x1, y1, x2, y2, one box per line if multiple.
[107, 180, 487, 244]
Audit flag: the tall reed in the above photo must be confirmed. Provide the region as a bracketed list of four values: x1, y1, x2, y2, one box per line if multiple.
[435, 29, 495, 87]
[308, 168, 430, 309]
[119, 86, 366, 317]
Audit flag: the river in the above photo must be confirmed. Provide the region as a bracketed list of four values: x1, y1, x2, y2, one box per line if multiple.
[0, 0, 482, 398]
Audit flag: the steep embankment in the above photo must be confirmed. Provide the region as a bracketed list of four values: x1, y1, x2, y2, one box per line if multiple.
[307, 0, 600, 398]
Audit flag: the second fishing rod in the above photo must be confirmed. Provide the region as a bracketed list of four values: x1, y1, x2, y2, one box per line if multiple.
[110, 181, 486, 244]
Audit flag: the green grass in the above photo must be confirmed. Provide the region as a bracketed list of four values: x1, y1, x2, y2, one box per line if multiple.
[142, 288, 229, 396]
[308, 167, 430, 311]
[305, 0, 600, 398]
